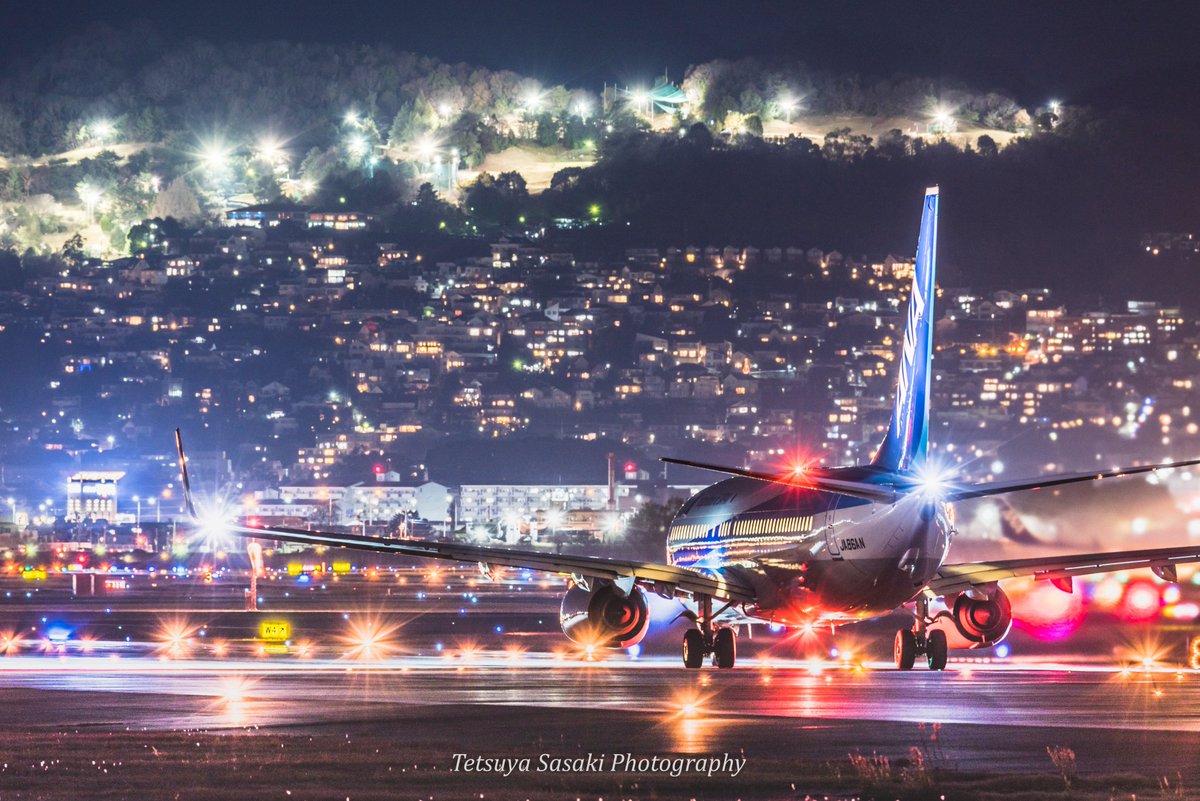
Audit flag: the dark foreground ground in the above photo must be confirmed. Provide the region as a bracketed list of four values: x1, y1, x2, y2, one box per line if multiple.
[0, 701, 1196, 801]
[0, 661, 1198, 801]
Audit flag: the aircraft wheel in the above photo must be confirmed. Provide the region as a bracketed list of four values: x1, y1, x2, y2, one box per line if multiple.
[925, 629, 948, 671]
[713, 627, 736, 669]
[683, 629, 705, 669]
[894, 628, 917, 670]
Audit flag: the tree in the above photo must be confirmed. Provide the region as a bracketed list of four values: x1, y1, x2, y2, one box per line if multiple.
[127, 216, 185, 254]
[976, 134, 998, 157]
[386, 182, 464, 235]
[60, 233, 86, 267]
[535, 113, 558, 147]
[616, 499, 684, 560]
[2, 167, 26, 200]
[151, 177, 201, 224]
[464, 171, 529, 228]
[388, 97, 437, 146]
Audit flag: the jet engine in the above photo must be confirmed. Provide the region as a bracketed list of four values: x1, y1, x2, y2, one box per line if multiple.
[559, 579, 650, 648]
[950, 586, 1013, 646]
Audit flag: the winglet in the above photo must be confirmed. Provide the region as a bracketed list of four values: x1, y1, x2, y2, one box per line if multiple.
[174, 428, 198, 519]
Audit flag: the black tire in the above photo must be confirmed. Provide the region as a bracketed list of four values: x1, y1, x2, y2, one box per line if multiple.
[713, 627, 736, 669]
[894, 628, 917, 670]
[925, 629, 948, 670]
[683, 629, 705, 669]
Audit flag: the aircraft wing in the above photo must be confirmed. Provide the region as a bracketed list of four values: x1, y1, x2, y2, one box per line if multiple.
[218, 521, 757, 602]
[941, 458, 1200, 501]
[662, 455, 1200, 504]
[928, 543, 1200, 596]
[174, 431, 754, 603]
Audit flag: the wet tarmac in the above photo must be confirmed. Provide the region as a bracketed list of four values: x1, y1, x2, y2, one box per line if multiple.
[0, 651, 1197, 779]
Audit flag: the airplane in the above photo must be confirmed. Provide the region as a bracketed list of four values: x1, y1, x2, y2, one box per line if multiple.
[175, 186, 1200, 670]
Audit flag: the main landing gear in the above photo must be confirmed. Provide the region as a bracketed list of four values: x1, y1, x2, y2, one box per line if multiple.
[682, 594, 736, 669]
[895, 595, 948, 671]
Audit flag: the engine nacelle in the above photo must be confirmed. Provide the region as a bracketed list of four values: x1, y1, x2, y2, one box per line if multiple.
[950, 587, 1013, 647]
[559, 580, 650, 648]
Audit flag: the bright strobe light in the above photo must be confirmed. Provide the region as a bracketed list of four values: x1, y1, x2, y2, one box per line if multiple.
[255, 136, 286, 166]
[197, 139, 232, 174]
[90, 119, 115, 143]
[910, 460, 957, 499]
[521, 88, 545, 113]
[190, 495, 237, 551]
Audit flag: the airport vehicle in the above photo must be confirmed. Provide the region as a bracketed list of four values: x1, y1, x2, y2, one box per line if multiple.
[176, 187, 1200, 670]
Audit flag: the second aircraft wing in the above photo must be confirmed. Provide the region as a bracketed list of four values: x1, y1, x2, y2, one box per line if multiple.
[929, 543, 1200, 596]
[219, 521, 757, 603]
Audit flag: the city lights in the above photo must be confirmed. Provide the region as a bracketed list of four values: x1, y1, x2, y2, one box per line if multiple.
[0, 8, 1198, 798]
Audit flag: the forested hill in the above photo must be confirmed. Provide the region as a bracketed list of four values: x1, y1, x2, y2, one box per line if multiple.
[0, 26, 1032, 158]
[0, 27, 1196, 301]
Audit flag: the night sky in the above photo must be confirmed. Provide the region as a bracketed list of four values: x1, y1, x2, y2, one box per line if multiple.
[6, 1, 1200, 111]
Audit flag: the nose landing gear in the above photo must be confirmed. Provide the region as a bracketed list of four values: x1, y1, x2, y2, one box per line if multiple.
[681, 594, 737, 669]
[895, 596, 948, 671]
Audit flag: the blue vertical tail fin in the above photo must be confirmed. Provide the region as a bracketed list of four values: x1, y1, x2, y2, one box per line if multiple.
[871, 186, 938, 473]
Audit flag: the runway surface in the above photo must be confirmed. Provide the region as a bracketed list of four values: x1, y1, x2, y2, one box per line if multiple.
[1, 652, 1197, 777]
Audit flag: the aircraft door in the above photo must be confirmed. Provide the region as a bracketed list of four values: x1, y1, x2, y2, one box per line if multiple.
[824, 504, 841, 559]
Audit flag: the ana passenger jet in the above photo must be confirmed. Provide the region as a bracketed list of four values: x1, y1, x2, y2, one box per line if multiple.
[176, 187, 1200, 669]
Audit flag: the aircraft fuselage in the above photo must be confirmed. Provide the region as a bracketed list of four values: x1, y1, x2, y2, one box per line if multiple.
[668, 476, 954, 625]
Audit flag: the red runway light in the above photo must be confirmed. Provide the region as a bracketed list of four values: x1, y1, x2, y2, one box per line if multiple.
[1122, 580, 1162, 622]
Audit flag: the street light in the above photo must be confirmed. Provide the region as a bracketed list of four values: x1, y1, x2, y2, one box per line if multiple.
[77, 182, 103, 220]
[629, 88, 650, 116]
[132, 495, 142, 527]
[90, 119, 115, 143]
[930, 106, 954, 134]
[255, 136, 285, 166]
[521, 88, 545, 114]
[197, 138, 232, 179]
[414, 135, 438, 162]
[778, 94, 800, 124]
